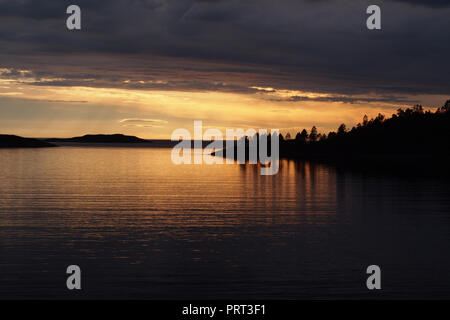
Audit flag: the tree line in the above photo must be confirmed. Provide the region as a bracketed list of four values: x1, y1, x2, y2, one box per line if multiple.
[279, 99, 450, 156]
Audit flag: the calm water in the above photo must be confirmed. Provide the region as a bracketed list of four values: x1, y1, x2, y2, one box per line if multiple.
[1, 147, 450, 299]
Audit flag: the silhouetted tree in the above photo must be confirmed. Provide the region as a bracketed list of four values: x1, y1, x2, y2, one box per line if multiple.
[374, 113, 385, 125]
[363, 115, 368, 126]
[413, 104, 424, 114]
[438, 100, 450, 113]
[310, 126, 318, 142]
[296, 129, 308, 143]
[301, 129, 308, 140]
[337, 123, 347, 135]
[285, 132, 291, 140]
[319, 133, 327, 142]
[445, 100, 450, 111]
[279, 100, 449, 163]
[328, 132, 337, 140]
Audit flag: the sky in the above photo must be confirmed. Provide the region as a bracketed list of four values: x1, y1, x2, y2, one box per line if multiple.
[0, 0, 449, 138]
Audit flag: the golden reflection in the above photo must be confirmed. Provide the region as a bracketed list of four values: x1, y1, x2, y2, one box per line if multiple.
[0, 149, 339, 234]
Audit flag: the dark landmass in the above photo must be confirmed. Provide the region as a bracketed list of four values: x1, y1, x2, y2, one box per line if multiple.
[46, 134, 148, 143]
[219, 100, 450, 176]
[0, 135, 57, 148]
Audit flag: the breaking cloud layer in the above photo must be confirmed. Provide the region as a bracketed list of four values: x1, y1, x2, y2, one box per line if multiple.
[0, 0, 449, 100]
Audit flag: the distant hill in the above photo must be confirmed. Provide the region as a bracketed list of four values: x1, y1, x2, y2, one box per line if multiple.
[46, 134, 147, 143]
[0, 135, 57, 148]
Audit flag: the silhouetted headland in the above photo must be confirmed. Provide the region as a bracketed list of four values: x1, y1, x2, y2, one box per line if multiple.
[46, 134, 148, 143]
[0, 135, 57, 148]
[218, 100, 450, 176]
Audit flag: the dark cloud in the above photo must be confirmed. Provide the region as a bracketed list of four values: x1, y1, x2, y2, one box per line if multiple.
[271, 94, 414, 104]
[391, 0, 450, 8]
[0, 0, 449, 98]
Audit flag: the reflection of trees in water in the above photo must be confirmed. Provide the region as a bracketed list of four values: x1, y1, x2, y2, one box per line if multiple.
[235, 159, 338, 221]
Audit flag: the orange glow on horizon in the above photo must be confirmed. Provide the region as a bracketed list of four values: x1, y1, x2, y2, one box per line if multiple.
[0, 76, 439, 139]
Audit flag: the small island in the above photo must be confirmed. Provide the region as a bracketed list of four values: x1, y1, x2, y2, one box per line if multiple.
[46, 134, 148, 144]
[0, 135, 57, 148]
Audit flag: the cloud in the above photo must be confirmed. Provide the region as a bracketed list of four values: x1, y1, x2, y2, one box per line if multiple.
[0, 0, 449, 99]
[119, 118, 168, 128]
[45, 100, 88, 103]
[0, 68, 34, 79]
[271, 95, 414, 104]
[391, 0, 450, 8]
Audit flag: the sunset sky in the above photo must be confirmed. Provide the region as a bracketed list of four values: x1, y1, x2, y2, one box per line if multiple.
[1, 0, 449, 138]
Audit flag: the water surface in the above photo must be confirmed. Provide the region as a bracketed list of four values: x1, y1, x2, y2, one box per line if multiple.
[1, 147, 450, 299]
